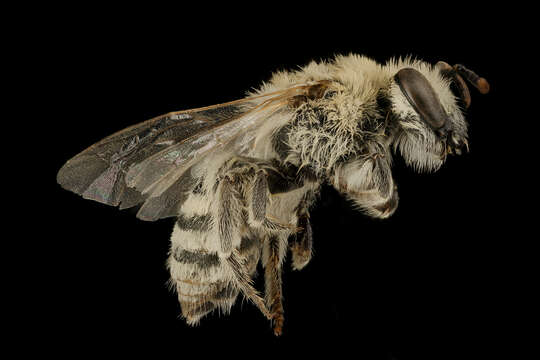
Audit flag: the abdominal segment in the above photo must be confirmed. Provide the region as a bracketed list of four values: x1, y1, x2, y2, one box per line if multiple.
[168, 197, 262, 324]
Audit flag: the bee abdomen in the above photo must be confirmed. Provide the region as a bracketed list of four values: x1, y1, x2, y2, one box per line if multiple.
[169, 205, 238, 324]
[175, 278, 238, 325]
[178, 281, 238, 323]
[176, 213, 212, 232]
[173, 248, 220, 268]
[170, 175, 262, 324]
[169, 246, 240, 324]
[169, 219, 262, 324]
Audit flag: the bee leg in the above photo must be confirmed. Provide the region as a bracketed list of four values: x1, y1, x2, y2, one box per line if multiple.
[263, 234, 286, 336]
[250, 170, 268, 225]
[220, 157, 271, 229]
[217, 175, 271, 319]
[224, 157, 304, 231]
[250, 168, 305, 232]
[248, 169, 290, 231]
[332, 154, 399, 219]
[225, 250, 272, 320]
[217, 176, 239, 255]
[290, 206, 312, 270]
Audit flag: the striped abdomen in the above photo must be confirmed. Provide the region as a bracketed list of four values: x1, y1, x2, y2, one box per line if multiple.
[167, 192, 261, 325]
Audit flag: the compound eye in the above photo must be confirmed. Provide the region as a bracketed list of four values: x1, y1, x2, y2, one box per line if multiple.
[394, 68, 449, 130]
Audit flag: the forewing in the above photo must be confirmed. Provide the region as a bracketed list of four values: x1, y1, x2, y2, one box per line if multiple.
[57, 82, 322, 221]
[57, 101, 248, 214]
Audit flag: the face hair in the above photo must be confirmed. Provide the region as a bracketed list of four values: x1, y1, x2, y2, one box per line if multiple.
[57, 53, 489, 336]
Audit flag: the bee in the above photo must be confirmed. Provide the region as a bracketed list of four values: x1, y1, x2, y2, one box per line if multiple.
[57, 54, 489, 336]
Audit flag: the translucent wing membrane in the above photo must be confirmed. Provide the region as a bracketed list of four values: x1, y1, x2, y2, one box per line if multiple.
[58, 102, 244, 218]
[57, 83, 319, 221]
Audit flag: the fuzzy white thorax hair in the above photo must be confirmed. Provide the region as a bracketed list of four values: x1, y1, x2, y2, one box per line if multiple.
[250, 54, 467, 174]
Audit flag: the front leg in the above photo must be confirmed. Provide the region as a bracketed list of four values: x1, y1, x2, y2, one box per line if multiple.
[331, 151, 399, 219]
[290, 191, 315, 270]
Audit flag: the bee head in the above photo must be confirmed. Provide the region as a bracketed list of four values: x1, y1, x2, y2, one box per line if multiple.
[388, 61, 489, 172]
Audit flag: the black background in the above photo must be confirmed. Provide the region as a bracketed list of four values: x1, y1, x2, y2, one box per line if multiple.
[23, 5, 518, 359]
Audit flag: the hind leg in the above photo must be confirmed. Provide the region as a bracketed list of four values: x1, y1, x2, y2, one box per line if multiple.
[262, 233, 287, 336]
